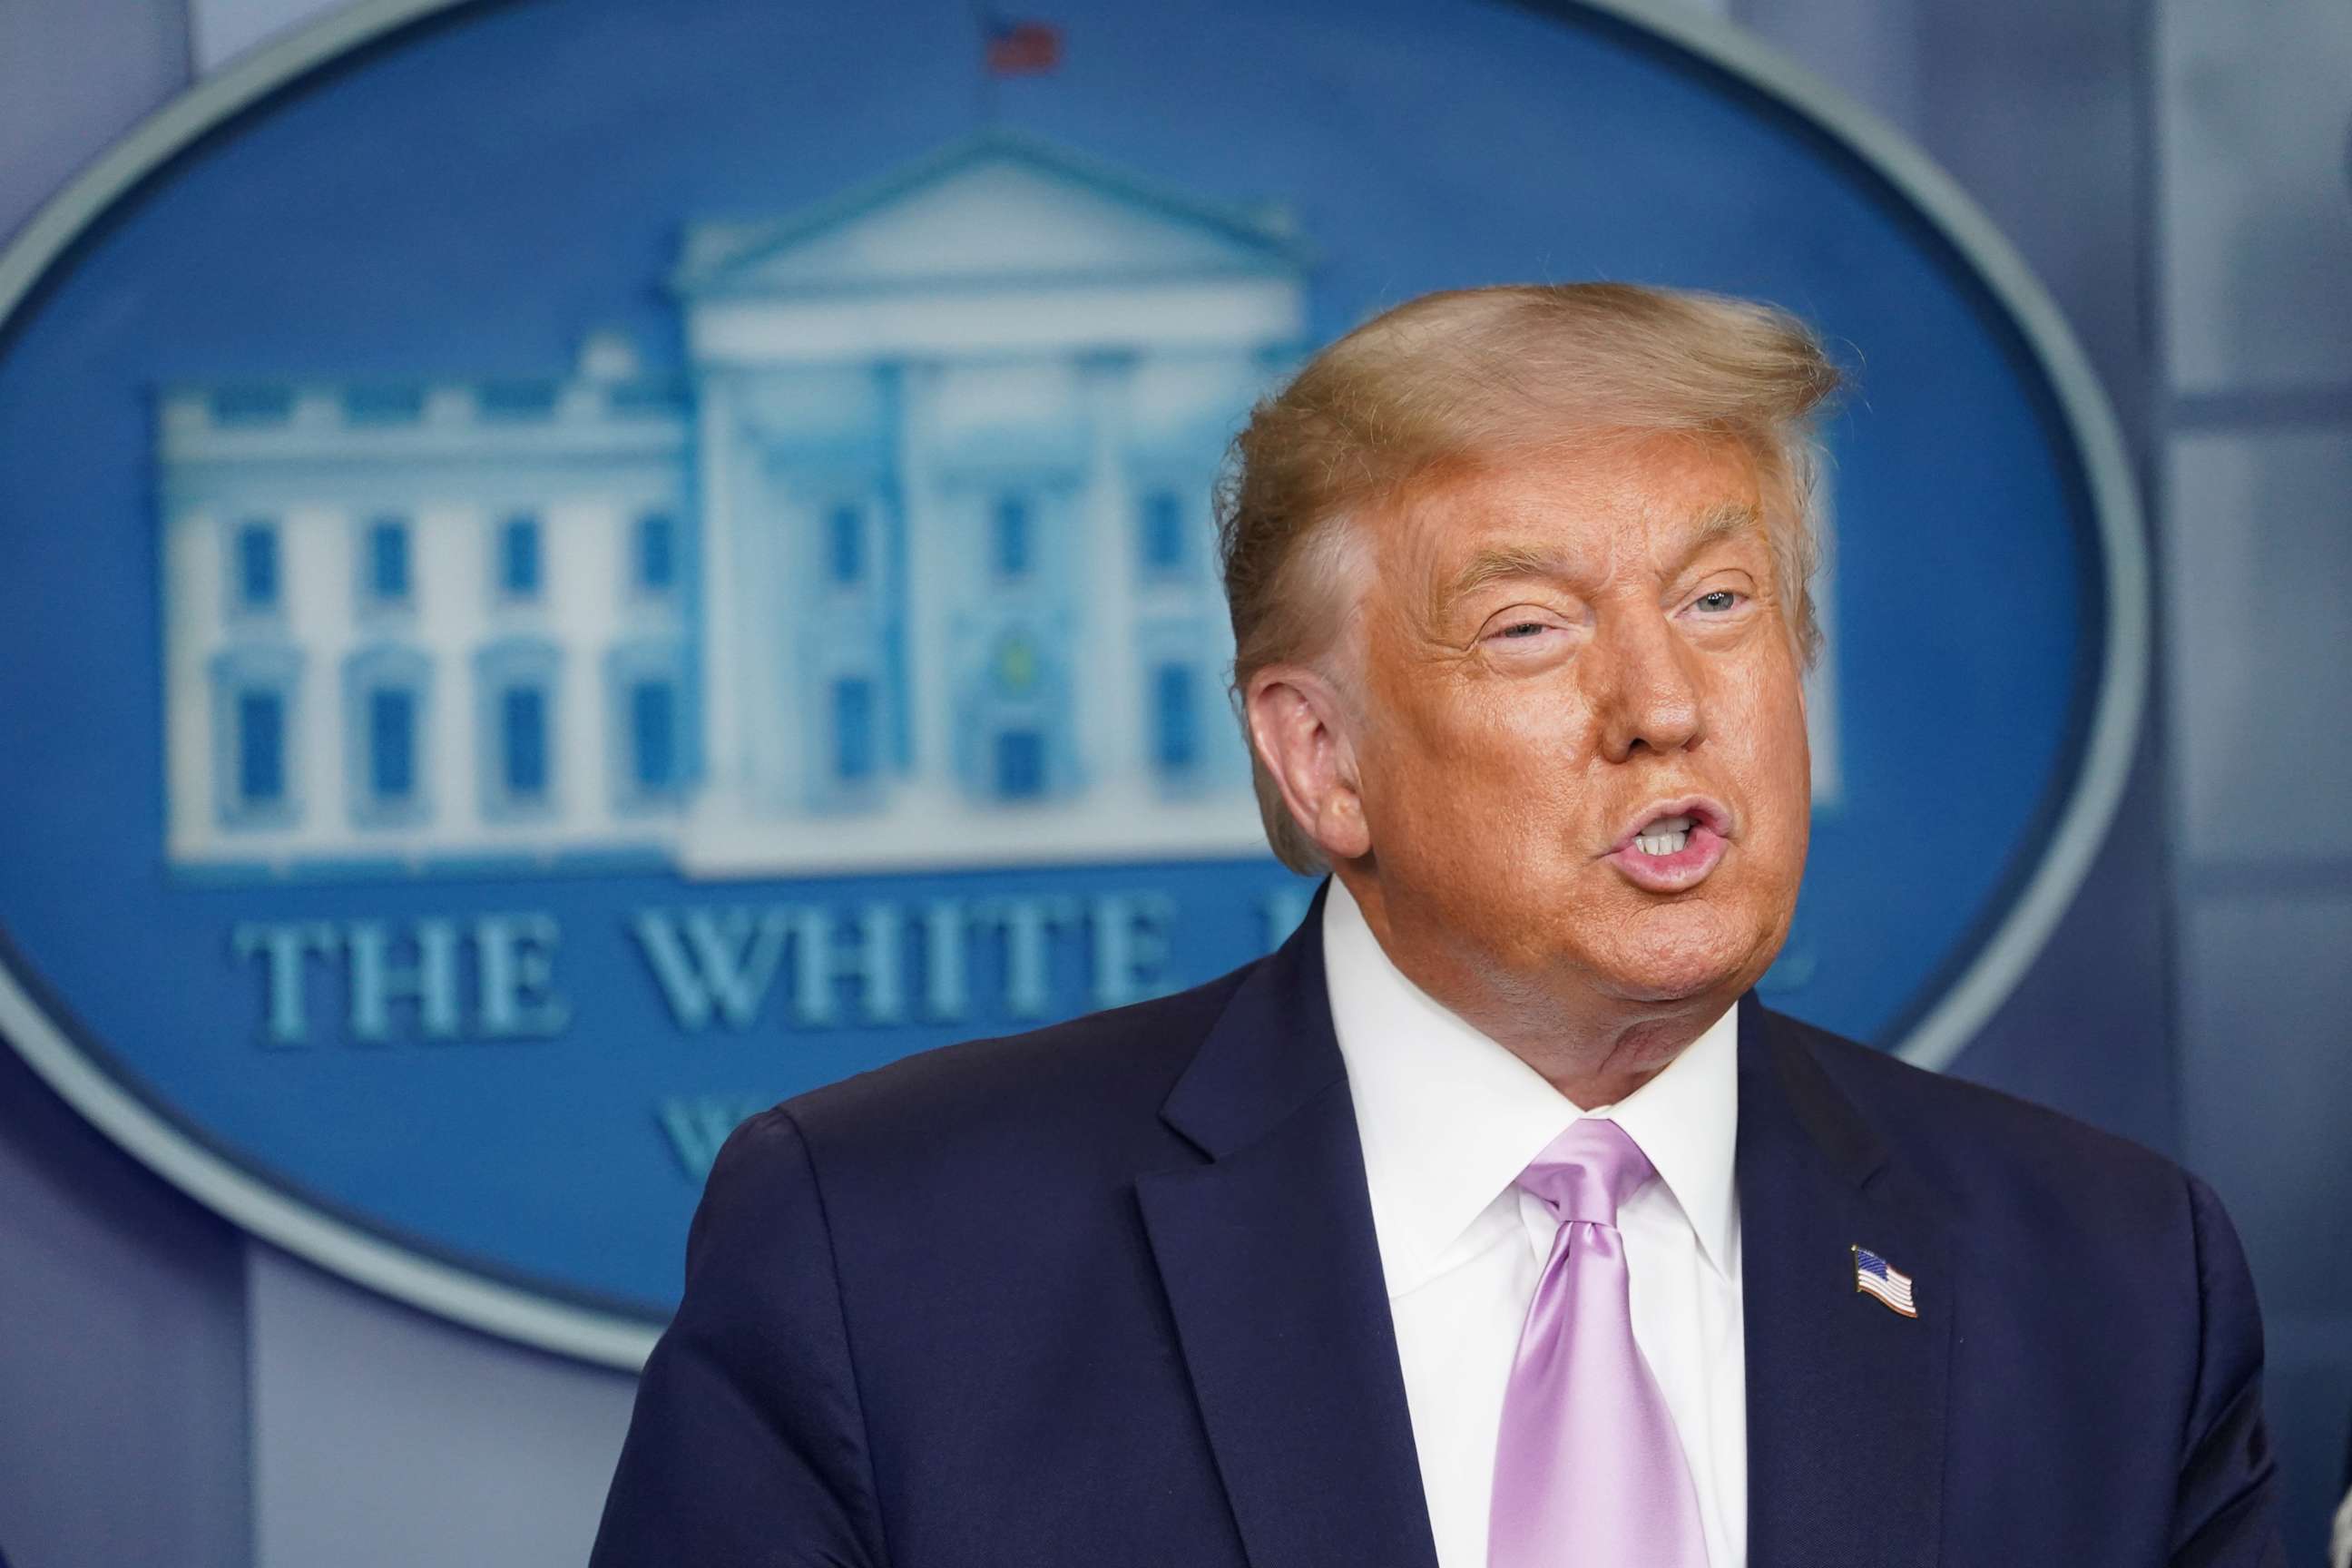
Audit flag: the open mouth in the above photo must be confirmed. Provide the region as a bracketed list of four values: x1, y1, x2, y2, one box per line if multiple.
[1604, 799, 1731, 888]
[1630, 813, 1699, 858]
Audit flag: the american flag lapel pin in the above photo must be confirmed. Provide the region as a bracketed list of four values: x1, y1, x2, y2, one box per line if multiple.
[1851, 1245, 1918, 1318]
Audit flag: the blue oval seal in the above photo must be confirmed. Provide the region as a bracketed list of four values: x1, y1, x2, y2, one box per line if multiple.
[0, 0, 2143, 1363]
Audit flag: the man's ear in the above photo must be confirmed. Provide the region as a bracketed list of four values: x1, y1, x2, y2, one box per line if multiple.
[1245, 663, 1371, 863]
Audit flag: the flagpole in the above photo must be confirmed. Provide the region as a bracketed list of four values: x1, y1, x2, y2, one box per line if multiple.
[968, 2, 996, 127]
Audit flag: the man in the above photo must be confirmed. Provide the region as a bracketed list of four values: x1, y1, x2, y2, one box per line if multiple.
[593, 284, 2282, 1566]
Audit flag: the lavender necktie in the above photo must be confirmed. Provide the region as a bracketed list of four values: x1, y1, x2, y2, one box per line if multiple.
[1487, 1117, 1710, 1568]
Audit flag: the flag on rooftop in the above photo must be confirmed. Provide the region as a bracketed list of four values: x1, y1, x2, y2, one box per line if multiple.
[985, 17, 1063, 75]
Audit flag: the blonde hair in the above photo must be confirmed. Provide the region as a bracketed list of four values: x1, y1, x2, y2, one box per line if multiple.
[1217, 281, 1843, 874]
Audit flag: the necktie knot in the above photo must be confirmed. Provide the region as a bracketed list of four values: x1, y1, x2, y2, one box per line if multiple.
[1514, 1116, 1655, 1227]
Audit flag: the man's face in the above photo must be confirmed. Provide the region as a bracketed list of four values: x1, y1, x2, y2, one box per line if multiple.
[1345, 430, 1812, 1014]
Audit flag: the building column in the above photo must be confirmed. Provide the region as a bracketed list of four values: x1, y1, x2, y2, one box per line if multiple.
[690, 373, 744, 809]
[898, 361, 952, 799]
[1076, 352, 1142, 791]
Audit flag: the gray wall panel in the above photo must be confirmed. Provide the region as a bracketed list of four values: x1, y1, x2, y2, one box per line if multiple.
[188, 0, 351, 74]
[1914, 0, 2155, 444]
[0, 1045, 249, 1568]
[2179, 893, 2352, 1303]
[2271, 1315, 2352, 1563]
[250, 1248, 636, 1568]
[0, 0, 191, 245]
[2167, 428, 2352, 866]
[2161, 0, 2352, 394]
[1727, 0, 1925, 141]
[0, 7, 242, 1566]
[2179, 894, 2352, 1555]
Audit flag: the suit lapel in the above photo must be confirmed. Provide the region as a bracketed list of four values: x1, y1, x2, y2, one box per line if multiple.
[1136, 885, 1440, 1568]
[1739, 995, 1952, 1568]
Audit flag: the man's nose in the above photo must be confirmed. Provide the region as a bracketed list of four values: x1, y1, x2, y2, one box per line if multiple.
[1594, 606, 1705, 762]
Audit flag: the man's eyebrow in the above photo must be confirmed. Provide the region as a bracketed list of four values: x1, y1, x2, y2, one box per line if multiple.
[1680, 500, 1764, 554]
[1435, 542, 1583, 614]
[1650, 498, 1770, 582]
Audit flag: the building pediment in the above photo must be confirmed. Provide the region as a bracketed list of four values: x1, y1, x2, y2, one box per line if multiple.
[674, 131, 1310, 299]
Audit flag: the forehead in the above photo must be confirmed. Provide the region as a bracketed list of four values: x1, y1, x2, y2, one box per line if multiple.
[1392, 432, 1769, 571]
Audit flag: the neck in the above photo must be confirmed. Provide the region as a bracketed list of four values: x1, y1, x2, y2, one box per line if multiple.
[1337, 870, 1735, 1108]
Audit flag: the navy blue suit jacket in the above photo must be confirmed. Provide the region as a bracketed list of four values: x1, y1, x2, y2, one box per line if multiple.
[593, 887, 2283, 1565]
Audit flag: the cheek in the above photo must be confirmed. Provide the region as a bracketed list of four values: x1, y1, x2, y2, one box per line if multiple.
[1432, 690, 1597, 841]
[1730, 667, 1814, 846]
[1361, 686, 1580, 860]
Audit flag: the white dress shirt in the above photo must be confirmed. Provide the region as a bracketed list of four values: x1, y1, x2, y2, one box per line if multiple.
[1321, 877, 1748, 1568]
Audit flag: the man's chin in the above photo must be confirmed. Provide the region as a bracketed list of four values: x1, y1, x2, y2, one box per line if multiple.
[1583, 896, 1787, 1004]
[1586, 931, 1771, 1007]
[1602, 964, 1745, 1008]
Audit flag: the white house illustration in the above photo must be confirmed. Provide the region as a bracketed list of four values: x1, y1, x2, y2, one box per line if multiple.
[158, 132, 1316, 879]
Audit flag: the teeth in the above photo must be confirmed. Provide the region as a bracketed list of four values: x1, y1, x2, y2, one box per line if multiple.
[1632, 816, 1696, 858]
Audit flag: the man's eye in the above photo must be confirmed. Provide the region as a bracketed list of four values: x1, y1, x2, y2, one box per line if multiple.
[1693, 590, 1742, 612]
[1498, 621, 1549, 639]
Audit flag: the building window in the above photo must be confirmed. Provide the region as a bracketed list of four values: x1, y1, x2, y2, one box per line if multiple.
[476, 380, 558, 419]
[346, 385, 424, 425]
[1140, 490, 1185, 577]
[1152, 662, 1197, 773]
[368, 687, 417, 801]
[211, 646, 303, 828]
[994, 729, 1045, 799]
[833, 677, 875, 783]
[827, 503, 865, 585]
[211, 385, 292, 426]
[629, 679, 678, 793]
[342, 645, 431, 826]
[500, 685, 549, 799]
[237, 689, 287, 805]
[993, 495, 1032, 578]
[604, 640, 690, 810]
[497, 514, 542, 600]
[634, 513, 675, 594]
[364, 517, 411, 604]
[233, 522, 279, 611]
[474, 640, 559, 818]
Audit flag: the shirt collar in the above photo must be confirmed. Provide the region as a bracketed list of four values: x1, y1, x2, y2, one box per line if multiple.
[1320, 876, 1740, 1296]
